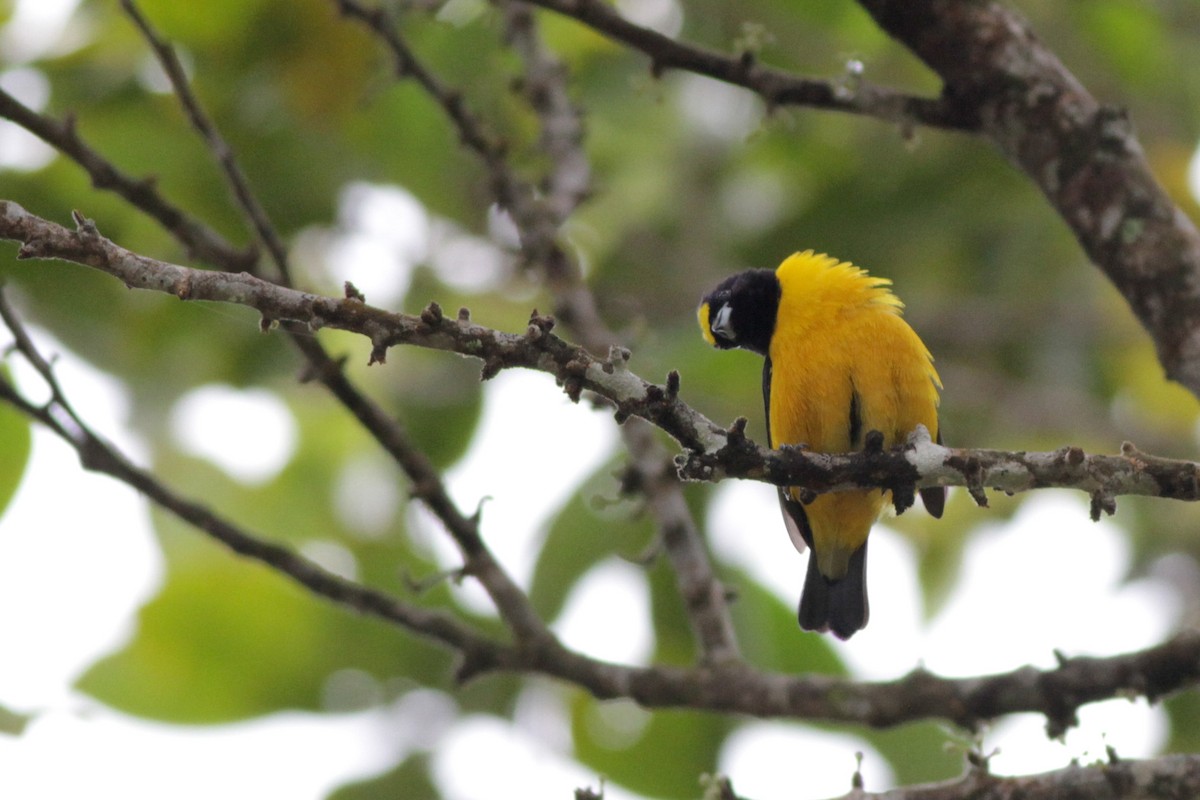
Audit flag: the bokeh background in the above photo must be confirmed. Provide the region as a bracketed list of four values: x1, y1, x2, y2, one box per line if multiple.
[2, 0, 1200, 797]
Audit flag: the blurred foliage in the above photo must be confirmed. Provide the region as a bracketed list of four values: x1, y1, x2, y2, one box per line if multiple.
[2, 0, 1200, 797]
[0, 703, 31, 737]
[0, 367, 31, 522]
[327, 753, 440, 800]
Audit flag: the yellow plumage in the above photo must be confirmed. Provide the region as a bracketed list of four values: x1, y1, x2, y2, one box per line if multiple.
[698, 250, 943, 638]
[768, 251, 941, 579]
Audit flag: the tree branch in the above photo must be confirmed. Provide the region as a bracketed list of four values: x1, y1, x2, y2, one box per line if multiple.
[513, 0, 975, 131]
[494, 1, 743, 664]
[118, 0, 290, 280]
[854, 0, 1200, 402]
[5, 288, 1200, 734]
[5, 199, 1200, 520]
[0, 86, 257, 270]
[541, 628, 1200, 737]
[516, 0, 1200, 406]
[681, 424, 1200, 521]
[501, 3, 590, 225]
[335, 0, 744, 664]
[711, 753, 1200, 800]
[0, 291, 510, 678]
[110, 0, 559, 646]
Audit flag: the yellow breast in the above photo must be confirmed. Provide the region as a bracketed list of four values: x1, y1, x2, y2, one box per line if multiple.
[766, 251, 940, 576]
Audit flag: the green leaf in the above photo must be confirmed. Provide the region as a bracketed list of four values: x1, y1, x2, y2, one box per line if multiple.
[529, 458, 656, 622]
[862, 722, 962, 787]
[0, 704, 33, 737]
[328, 753, 439, 800]
[570, 693, 732, 800]
[1164, 691, 1200, 753]
[724, 566, 845, 677]
[0, 366, 32, 523]
[76, 527, 452, 723]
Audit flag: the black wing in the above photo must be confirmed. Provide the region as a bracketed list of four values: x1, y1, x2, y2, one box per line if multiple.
[764, 356, 813, 551]
[848, 384, 863, 449]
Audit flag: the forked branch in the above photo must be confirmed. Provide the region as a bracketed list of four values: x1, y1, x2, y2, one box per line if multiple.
[3, 200, 1199, 518]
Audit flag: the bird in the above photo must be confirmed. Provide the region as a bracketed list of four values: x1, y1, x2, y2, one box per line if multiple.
[698, 250, 945, 640]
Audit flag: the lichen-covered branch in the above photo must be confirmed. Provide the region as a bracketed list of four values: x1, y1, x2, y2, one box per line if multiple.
[515, 0, 974, 131]
[711, 753, 1200, 800]
[333, 0, 744, 664]
[855, 0, 1200, 402]
[517, 0, 1200, 405]
[5, 199, 1200, 519]
[110, 0, 561, 646]
[0, 86, 257, 270]
[5, 288, 1200, 733]
[119, 0, 291, 280]
[0, 291, 505, 675]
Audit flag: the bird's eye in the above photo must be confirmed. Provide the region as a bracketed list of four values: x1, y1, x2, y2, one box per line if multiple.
[711, 303, 735, 342]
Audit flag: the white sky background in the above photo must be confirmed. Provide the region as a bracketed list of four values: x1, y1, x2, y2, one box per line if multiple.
[3, 1, 1200, 797]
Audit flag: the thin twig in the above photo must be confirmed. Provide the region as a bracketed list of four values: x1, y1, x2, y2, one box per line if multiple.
[5, 288, 1200, 729]
[5, 305, 1200, 732]
[0, 289, 506, 676]
[853, 0, 1200, 402]
[117, 0, 553, 645]
[335, 0, 744, 663]
[495, 2, 744, 662]
[118, 0, 291, 281]
[5, 200, 1200, 514]
[500, 3, 591, 227]
[513, 0, 976, 131]
[0, 86, 256, 270]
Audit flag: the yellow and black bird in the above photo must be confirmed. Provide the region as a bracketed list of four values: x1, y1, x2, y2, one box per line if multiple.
[698, 250, 945, 640]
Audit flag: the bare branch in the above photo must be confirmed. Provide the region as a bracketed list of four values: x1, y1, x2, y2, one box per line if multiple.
[0, 290, 508, 677]
[333, 0, 510, 180]
[500, 2, 590, 224]
[106, 1, 556, 645]
[286, 322, 556, 648]
[493, 2, 743, 664]
[5, 200, 1200, 519]
[716, 753, 1200, 800]
[119, 0, 290, 281]
[514, 0, 975, 131]
[334, 0, 744, 664]
[495, 2, 745, 663]
[855, 1, 1200, 402]
[7, 281, 1200, 731]
[547, 628, 1200, 736]
[0, 86, 257, 270]
[681, 425, 1200, 520]
[515, 0, 1200, 409]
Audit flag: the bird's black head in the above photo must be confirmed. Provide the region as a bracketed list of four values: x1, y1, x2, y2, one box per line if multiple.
[697, 269, 780, 356]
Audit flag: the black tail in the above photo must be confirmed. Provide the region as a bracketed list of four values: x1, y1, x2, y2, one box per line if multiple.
[797, 542, 869, 640]
[919, 428, 948, 518]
